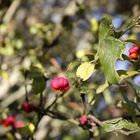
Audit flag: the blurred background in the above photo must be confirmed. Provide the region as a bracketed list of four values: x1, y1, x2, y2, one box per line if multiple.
[0, 0, 140, 140]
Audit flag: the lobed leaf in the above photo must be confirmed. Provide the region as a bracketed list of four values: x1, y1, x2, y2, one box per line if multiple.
[98, 16, 125, 83]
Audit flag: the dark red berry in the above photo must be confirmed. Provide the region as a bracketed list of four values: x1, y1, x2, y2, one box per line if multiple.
[21, 102, 35, 113]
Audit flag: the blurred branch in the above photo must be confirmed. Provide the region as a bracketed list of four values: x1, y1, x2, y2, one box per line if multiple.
[119, 15, 140, 37]
[89, 130, 94, 140]
[24, 84, 29, 102]
[45, 93, 64, 111]
[80, 93, 89, 115]
[3, 0, 21, 23]
[88, 114, 103, 126]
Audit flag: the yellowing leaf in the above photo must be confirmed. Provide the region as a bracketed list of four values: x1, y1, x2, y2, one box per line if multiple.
[76, 62, 95, 81]
[120, 71, 140, 79]
[96, 80, 109, 94]
[28, 123, 35, 133]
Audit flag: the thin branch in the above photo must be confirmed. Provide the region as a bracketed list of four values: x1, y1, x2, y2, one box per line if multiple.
[39, 92, 43, 107]
[27, 94, 64, 139]
[88, 114, 103, 126]
[3, 0, 21, 23]
[25, 84, 29, 102]
[89, 130, 94, 140]
[45, 93, 63, 111]
[120, 16, 140, 37]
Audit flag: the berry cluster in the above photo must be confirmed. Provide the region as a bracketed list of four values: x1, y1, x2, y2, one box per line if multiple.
[2, 116, 24, 128]
[128, 45, 140, 60]
[2, 77, 70, 129]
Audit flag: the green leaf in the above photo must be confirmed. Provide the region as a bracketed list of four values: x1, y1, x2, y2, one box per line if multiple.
[122, 94, 140, 114]
[103, 118, 140, 133]
[28, 67, 46, 94]
[119, 71, 140, 80]
[32, 76, 46, 94]
[96, 80, 109, 94]
[120, 120, 140, 131]
[76, 62, 95, 81]
[99, 15, 114, 40]
[98, 16, 125, 83]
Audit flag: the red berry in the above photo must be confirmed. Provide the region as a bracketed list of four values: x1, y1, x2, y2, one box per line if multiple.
[2, 116, 25, 129]
[129, 53, 138, 60]
[21, 102, 35, 113]
[7, 116, 15, 126]
[50, 78, 60, 90]
[50, 77, 69, 93]
[128, 46, 139, 54]
[2, 116, 15, 127]
[79, 116, 87, 125]
[128, 45, 140, 60]
[2, 118, 10, 127]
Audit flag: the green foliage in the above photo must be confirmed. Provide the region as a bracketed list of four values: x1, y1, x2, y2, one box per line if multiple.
[103, 118, 140, 133]
[98, 16, 125, 83]
[1, 1, 140, 140]
[28, 67, 46, 94]
[96, 81, 109, 94]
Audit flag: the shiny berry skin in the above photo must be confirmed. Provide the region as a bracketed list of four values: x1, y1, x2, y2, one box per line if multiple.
[2, 116, 15, 127]
[129, 53, 138, 60]
[50, 77, 69, 93]
[79, 116, 87, 125]
[128, 46, 139, 54]
[128, 45, 140, 60]
[21, 102, 35, 113]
